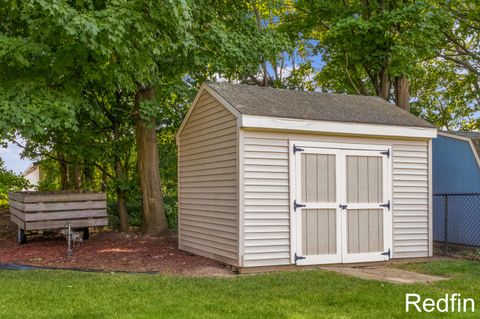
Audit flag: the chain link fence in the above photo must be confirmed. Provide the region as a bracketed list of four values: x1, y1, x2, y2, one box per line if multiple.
[433, 193, 480, 260]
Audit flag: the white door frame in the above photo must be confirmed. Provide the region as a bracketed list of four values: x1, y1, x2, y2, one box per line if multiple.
[293, 147, 342, 265]
[289, 141, 393, 265]
[340, 148, 392, 263]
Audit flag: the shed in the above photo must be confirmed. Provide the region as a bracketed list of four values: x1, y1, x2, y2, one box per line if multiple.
[176, 82, 437, 270]
[433, 131, 480, 194]
[432, 131, 480, 246]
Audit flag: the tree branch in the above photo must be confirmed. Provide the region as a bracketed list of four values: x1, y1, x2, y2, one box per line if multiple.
[345, 53, 362, 95]
[440, 55, 480, 76]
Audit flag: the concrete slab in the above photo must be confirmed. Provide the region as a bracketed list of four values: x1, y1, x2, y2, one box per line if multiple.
[321, 266, 448, 284]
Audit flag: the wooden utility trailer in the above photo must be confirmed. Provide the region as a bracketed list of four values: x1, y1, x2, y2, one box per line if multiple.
[8, 191, 108, 244]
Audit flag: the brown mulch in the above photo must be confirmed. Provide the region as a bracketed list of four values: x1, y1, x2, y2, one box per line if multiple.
[0, 216, 234, 276]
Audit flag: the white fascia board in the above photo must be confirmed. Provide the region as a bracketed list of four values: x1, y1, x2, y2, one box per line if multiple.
[437, 131, 480, 168]
[437, 130, 471, 142]
[176, 83, 241, 143]
[240, 115, 438, 139]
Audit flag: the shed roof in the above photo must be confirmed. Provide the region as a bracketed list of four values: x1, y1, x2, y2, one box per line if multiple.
[441, 131, 480, 162]
[207, 82, 434, 128]
[447, 131, 480, 139]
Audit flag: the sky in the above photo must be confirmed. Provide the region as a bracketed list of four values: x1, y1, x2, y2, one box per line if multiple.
[0, 141, 32, 175]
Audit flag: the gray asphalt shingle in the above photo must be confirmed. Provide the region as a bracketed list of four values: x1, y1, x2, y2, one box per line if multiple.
[207, 82, 434, 128]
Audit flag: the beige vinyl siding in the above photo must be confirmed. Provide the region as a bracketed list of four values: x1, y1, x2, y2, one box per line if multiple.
[241, 129, 431, 267]
[242, 135, 290, 267]
[178, 91, 239, 266]
[392, 142, 430, 258]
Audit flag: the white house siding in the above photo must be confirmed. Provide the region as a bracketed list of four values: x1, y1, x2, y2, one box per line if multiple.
[240, 129, 431, 267]
[178, 91, 239, 266]
[23, 166, 40, 190]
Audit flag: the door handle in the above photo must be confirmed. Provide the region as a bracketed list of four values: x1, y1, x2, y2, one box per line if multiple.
[339, 204, 348, 210]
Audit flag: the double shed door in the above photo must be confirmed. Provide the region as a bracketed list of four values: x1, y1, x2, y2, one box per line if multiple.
[292, 142, 392, 265]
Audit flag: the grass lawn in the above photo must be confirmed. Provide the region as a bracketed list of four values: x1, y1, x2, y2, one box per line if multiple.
[1, 260, 479, 318]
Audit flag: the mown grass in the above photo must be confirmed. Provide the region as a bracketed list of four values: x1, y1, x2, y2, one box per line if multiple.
[0, 260, 479, 318]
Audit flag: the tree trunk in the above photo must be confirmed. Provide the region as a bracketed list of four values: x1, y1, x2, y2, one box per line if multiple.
[101, 167, 107, 192]
[113, 120, 129, 233]
[83, 165, 93, 188]
[379, 69, 390, 100]
[116, 186, 129, 233]
[58, 153, 69, 190]
[395, 76, 410, 111]
[134, 87, 167, 236]
[73, 164, 81, 190]
[253, 3, 268, 87]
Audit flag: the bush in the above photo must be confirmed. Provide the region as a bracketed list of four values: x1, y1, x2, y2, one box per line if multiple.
[0, 159, 30, 207]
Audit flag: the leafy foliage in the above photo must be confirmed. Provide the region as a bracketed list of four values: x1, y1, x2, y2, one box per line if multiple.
[418, 0, 480, 130]
[289, 0, 446, 99]
[0, 0, 290, 230]
[0, 158, 30, 207]
[411, 59, 480, 130]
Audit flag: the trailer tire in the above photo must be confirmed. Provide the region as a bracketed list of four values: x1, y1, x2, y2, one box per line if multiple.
[17, 228, 26, 245]
[81, 227, 90, 240]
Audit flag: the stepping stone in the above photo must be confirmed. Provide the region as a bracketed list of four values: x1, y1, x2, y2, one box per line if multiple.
[322, 266, 447, 284]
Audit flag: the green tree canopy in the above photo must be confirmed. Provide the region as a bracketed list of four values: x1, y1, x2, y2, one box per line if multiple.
[0, 0, 292, 233]
[0, 158, 29, 207]
[286, 0, 446, 109]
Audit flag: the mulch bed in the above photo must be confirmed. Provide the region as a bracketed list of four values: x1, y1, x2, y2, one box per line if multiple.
[0, 210, 234, 276]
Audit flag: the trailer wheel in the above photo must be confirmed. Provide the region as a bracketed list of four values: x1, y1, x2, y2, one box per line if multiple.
[17, 228, 26, 245]
[81, 227, 90, 240]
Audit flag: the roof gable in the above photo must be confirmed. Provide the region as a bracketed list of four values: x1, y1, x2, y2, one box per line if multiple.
[176, 83, 240, 139]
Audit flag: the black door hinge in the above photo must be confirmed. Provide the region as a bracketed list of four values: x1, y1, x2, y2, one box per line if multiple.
[380, 200, 391, 211]
[381, 248, 391, 258]
[293, 144, 304, 154]
[294, 200, 306, 211]
[294, 253, 306, 263]
[339, 204, 348, 210]
[380, 149, 390, 158]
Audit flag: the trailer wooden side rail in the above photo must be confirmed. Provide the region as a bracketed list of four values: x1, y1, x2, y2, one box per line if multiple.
[8, 191, 108, 244]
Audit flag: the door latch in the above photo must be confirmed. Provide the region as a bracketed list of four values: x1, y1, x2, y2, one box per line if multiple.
[294, 200, 306, 211]
[339, 204, 348, 210]
[379, 200, 391, 211]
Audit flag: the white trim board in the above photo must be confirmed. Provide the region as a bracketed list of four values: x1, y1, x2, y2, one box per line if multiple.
[237, 128, 245, 267]
[293, 141, 391, 152]
[241, 115, 437, 139]
[428, 139, 433, 257]
[437, 131, 480, 169]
